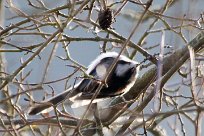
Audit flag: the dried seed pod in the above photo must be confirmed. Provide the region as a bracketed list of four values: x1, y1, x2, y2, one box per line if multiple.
[98, 8, 113, 30]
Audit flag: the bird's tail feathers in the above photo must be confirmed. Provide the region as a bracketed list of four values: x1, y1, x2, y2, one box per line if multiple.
[28, 102, 53, 115]
[28, 89, 74, 115]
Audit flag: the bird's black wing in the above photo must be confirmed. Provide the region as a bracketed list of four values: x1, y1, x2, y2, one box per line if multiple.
[74, 57, 116, 100]
[75, 68, 101, 99]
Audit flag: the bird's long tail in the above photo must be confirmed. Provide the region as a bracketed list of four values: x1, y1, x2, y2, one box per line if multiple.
[28, 89, 75, 115]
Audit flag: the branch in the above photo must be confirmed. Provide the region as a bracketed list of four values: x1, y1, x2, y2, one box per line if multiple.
[100, 30, 204, 126]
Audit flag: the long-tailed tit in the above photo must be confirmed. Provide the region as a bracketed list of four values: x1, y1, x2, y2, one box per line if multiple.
[28, 52, 140, 115]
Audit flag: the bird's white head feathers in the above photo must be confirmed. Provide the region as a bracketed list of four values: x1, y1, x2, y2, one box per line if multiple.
[86, 52, 138, 76]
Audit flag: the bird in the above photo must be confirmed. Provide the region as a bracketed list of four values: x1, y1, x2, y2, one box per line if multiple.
[28, 52, 140, 115]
